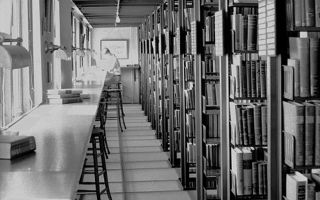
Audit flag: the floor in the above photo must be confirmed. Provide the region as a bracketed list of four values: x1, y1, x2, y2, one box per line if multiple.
[78, 104, 196, 200]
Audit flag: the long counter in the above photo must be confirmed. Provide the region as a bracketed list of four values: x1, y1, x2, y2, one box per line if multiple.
[0, 71, 106, 199]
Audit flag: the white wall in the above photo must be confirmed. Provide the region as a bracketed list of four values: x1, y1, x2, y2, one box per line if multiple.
[91, 27, 139, 72]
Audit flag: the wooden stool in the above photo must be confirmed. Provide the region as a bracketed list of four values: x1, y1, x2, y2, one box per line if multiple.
[77, 130, 112, 200]
[102, 83, 126, 132]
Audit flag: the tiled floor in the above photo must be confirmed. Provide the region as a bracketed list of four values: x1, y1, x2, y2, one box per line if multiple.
[79, 104, 196, 200]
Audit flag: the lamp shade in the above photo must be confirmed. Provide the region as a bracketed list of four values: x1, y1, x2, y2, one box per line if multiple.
[0, 45, 31, 69]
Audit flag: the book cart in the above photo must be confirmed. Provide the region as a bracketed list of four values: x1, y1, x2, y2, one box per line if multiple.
[282, 0, 320, 199]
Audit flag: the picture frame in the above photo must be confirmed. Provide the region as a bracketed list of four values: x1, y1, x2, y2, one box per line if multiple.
[100, 39, 129, 59]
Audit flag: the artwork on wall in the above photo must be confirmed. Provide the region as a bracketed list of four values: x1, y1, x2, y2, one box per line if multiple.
[100, 39, 129, 59]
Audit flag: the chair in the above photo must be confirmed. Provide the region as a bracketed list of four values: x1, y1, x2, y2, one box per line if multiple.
[102, 82, 126, 132]
[77, 129, 112, 200]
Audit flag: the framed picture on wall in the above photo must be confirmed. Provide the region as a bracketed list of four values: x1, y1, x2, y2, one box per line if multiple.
[100, 39, 129, 59]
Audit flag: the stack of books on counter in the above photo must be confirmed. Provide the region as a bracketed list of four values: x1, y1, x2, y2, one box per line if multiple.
[47, 89, 89, 104]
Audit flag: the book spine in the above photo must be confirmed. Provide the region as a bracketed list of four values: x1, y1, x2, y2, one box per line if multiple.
[305, 104, 315, 166]
[251, 57, 257, 98]
[242, 15, 248, 51]
[242, 109, 249, 145]
[253, 105, 262, 145]
[252, 161, 258, 195]
[316, 0, 320, 27]
[237, 106, 244, 145]
[310, 38, 320, 97]
[247, 15, 258, 51]
[256, 60, 261, 98]
[262, 162, 267, 195]
[315, 104, 320, 165]
[260, 60, 266, 98]
[305, 0, 315, 27]
[294, 0, 302, 26]
[258, 162, 264, 195]
[242, 56, 248, 98]
[246, 55, 252, 98]
[247, 107, 255, 145]
[261, 105, 268, 145]
[299, 38, 310, 97]
[243, 152, 253, 195]
[302, 0, 306, 26]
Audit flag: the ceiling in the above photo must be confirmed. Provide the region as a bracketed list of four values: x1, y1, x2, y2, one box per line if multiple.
[72, 0, 164, 28]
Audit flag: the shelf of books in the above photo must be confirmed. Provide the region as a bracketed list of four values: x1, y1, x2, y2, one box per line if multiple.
[196, 0, 224, 199]
[168, 0, 182, 168]
[159, 3, 170, 151]
[226, 0, 281, 199]
[176, 0, 198, 190]
[282, 0, 320, 199]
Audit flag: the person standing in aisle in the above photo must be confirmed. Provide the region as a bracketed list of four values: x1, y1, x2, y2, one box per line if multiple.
[103, 48, 121, 88]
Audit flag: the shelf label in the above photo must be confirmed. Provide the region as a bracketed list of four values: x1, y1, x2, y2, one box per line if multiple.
[215, 10, 225, 56]
[191, 21, 198, 55]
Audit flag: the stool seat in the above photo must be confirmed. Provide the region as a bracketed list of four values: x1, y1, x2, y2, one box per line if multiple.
[103, 89, 122, 92]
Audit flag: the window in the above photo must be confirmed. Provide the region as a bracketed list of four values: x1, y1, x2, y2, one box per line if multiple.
[0, 0, 36, 128]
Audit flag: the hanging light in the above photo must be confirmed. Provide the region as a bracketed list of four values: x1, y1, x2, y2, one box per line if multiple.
[116, 12, 121, 23]
[115, 0, 121, 24]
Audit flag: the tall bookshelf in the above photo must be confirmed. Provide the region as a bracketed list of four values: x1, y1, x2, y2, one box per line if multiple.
[138, 0, 284, 199]
[195, 0, 224, 199]
[282, 0, 320, 199]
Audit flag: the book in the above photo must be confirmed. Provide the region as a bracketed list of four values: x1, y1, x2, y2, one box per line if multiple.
[246, 54, 252, 98]
[253, 103, 262, 145]
[314, 103, 320, 165]
[242, 108, 249, 145]
[258, 162, 264, 195]
[243, 148, 253, 195]
[247, 14, 258, 51]
[0, 135, 36, 159]
[242, 54, 248, 97]
[286, 173, 306, 200]
[283, 101, 305, 166]
[289, 37, 310, 97]
[246, 106, 254, 145]
[316, 0, 320, 27]
[302, 0, 306, 27]
[287, 58, 300, 97]
[231, 147, 244, 196]
[251, 54, 257, 98]
[302, 173, 316, 200]
[47, 89, 83, 95]
[260, 60, 267, 98]
[294, 0, 302, 27]
[261, 104, 268, 145]
[252, 161, 258, 195]
[256, 59, 261, 97]
[302, 102, 315, 166]
[230, 102, 243, 145]
[305, 0, 315, 27]
[310, 38, 320, 96]
[48, 97, 83, 104]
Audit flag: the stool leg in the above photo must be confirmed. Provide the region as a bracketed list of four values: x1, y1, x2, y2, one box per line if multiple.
[118, 90, 126, 130]
[91, 137, 102, 200]
[98, 135, 112, 200]
[116, 93, 123, 132]
[103, 129, 110, 154]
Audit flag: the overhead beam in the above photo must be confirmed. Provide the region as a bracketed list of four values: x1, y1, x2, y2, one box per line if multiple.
[91, 23, 141, 28]
[73, 0, 162, 7]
